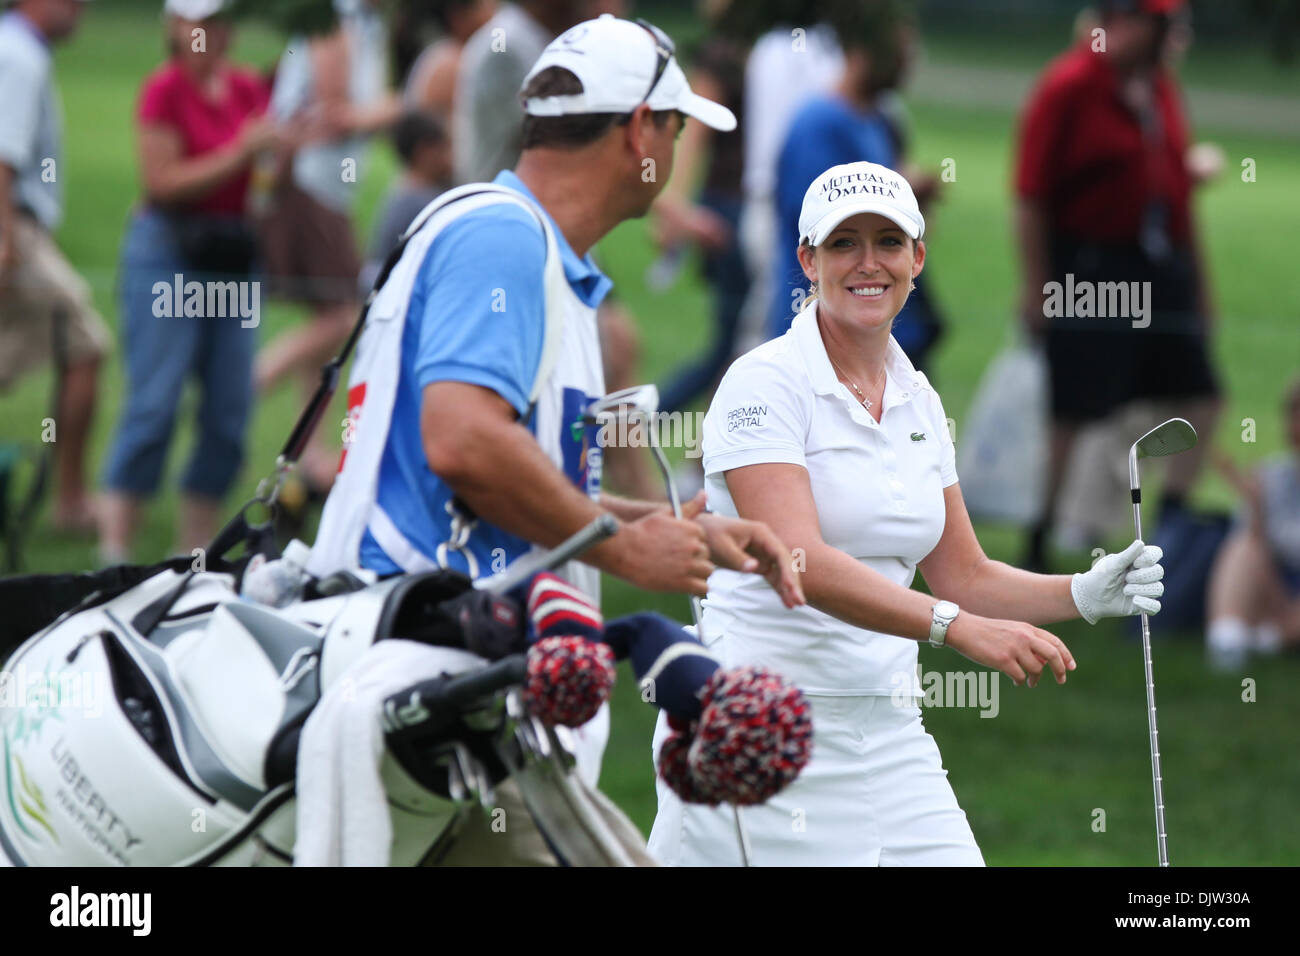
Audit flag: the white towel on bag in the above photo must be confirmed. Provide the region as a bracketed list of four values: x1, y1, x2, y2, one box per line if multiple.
[293, 639, 484, 866]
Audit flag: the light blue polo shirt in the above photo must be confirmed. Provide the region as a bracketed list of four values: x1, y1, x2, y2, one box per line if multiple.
[359, 170, 613, 576]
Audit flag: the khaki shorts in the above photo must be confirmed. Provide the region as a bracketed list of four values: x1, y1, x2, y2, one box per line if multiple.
[431, 777, 658, 867]
[0, 215, 111, 389]
[258, 181, 361, 308]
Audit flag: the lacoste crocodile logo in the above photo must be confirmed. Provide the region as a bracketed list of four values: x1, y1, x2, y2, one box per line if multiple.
[910, 432, 927, 442]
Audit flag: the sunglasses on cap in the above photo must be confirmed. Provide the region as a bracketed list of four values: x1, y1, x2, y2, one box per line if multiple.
[634, 18, 675, 107]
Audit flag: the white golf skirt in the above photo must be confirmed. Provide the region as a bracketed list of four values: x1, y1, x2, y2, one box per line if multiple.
[646, 694, 985, 866]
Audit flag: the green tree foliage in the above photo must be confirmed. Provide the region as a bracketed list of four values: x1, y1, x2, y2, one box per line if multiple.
[223, 0, 342, 36]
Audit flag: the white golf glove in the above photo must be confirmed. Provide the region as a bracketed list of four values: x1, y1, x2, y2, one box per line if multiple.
[1071, 539, 1164, 625]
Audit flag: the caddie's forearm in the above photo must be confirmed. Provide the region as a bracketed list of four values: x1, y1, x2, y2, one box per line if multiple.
[430, 417, 647, 581]
[433, 416, 607, 548]
[947, 558, 1079, 625]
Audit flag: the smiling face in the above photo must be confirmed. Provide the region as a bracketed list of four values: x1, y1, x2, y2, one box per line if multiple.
[796, 212, 925, 334]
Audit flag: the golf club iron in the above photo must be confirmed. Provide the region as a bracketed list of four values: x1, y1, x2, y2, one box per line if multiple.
[1128, 416, 1198, 867]
[585, 385, 754, 867]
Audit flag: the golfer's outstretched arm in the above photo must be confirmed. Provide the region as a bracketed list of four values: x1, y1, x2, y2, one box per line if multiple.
[725, 463, 1074, 687]
[917, 484, 1080, 625]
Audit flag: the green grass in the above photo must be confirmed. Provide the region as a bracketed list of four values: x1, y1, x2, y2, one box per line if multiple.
[4, 3, 1299, 864]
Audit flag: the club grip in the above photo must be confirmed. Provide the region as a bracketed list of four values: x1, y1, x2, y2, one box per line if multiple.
[381, 654, 528, 740]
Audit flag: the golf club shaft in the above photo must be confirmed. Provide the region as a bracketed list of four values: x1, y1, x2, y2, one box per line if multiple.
[649, 445, 707, 633]
[1132, 498, 1170, 867]
[474, 514, 618, 594]
[650, 439, 750, 867]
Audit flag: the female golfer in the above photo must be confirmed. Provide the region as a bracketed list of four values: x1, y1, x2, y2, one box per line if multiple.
[647, 161, 1167, 866]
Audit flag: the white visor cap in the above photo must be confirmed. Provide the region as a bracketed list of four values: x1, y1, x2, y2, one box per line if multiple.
[521, 15, 736, 132]
[799, 161, 925, 246]
[165, 0, 225, 18]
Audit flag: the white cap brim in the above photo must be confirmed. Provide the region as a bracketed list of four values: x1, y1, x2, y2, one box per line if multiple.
[804, 199, 925, 245]
[676, 90, 736, 132]
[649, 59, 736, 131]
[525, 75, 737, 131]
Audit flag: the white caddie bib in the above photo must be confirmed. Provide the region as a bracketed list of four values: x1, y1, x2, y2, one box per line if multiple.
[307, 183, 606, 603]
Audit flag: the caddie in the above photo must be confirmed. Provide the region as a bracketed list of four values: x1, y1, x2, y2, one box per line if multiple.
[307, 14, 804, 862]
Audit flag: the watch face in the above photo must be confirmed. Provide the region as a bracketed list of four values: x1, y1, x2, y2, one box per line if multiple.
[935, 601, 959, 620]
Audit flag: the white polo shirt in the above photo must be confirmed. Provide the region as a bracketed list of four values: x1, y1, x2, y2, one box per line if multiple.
[700, 302, 957, 696]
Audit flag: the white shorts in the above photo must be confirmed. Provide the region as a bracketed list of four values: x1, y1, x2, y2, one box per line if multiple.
[646, 694, 985, 866]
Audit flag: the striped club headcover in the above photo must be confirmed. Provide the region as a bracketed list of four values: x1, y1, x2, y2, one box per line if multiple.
[525, 572, 603, 642]
[521, 574, 613, 727]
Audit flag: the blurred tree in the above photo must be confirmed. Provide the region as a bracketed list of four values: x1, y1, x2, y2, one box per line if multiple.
[1245, 0, 1297, 63]
[713, 0, 913, 43]
[224, 0, 341, 36]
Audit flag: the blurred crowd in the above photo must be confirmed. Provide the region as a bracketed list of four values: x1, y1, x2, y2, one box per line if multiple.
[0, 0, 1296, 666]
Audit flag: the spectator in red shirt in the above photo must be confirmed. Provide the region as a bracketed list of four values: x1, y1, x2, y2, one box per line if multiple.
[98, 0, 288, 563]
[1015, 0, 1221, 571]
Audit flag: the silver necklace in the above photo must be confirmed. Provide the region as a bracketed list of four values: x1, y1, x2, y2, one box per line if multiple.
[828, 356, 886, 410]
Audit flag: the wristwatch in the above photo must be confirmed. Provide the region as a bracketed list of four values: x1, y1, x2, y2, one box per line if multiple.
[929, 600, 960, 648]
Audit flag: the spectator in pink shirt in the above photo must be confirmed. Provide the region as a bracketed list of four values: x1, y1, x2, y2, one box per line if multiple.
[98, 0, 287, 563]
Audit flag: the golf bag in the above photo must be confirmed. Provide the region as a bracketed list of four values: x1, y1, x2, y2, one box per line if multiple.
[0, 552, 813, 866]
[0, 563, 648, 866]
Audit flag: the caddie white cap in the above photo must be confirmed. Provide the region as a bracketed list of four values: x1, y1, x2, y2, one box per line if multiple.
[165, 0, 225, 19]
[521, 15, 736, 132]
[799, 161, 925, 246]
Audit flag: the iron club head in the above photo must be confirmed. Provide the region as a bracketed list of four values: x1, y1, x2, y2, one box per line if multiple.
[1134, 418, 1199, 461]
[582, 384, 679, 511]
[1128, 418, 1198, 492]
[582, 385, 661, 425]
